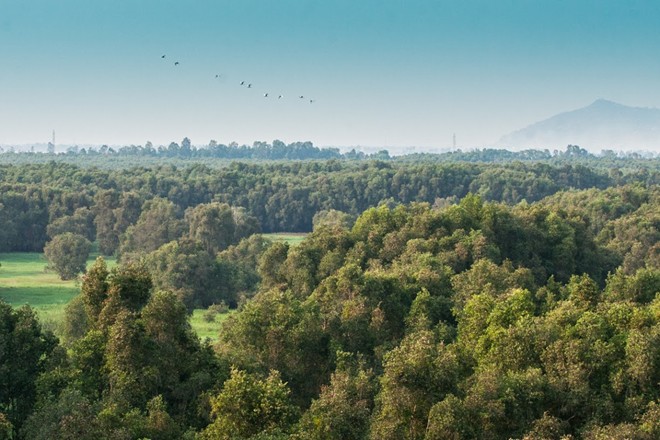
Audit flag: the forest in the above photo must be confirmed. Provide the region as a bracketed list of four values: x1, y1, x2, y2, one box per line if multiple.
[0, 146, 659, 439]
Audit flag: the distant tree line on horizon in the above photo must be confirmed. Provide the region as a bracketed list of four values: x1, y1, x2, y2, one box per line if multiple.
[1, 140, 657, 163]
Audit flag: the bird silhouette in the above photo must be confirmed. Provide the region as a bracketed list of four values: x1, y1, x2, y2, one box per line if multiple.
[240, 81, 245, 85]
[174, 61, 180, 66]
[161, 55, 166, 59]
[247, 83, 252, 88]
[299, 95, 304, 99]
[309, 99, 314, 104]
[264, 93, 269, 97]
[278, 95, 283, 99]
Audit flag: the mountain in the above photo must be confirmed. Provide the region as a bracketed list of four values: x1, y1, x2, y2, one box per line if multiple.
[497, 99, 660, 151]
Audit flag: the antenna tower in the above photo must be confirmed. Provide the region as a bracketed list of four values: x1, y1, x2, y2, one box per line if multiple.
[48, 130, 56, 154]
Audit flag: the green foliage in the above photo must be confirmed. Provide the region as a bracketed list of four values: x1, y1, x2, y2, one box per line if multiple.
[215, 189, 659, 438]
[370, 330, 462, 440]
[145, 238, 225, 310]
[199, 368, 298, 440]
[216, 234, 272, 303]
[218, 288, 330, 404]
[0, 412, 12, 440]
[47, 207, 95, 241]
[43, 233, 92, 280]
[104, 309, 156, 410]
[0, 302, 58, 432]
[47, 263, 225, 437]
[61, 293, 89, 344]
[185, 202, 237, 254]
[120, 197, 185, 256]
[294, 352, 375, 440]
[0, 159, 659, 439]
[81, 256, 110, 324]
[258, 241, 290, 289]
[20, 389, 103, 440]
[312, 209, 355, 232]
[106, 262, 153, 313]
[93, 189, 121, 256]
[69, 330, 107, 400]
[2, 157, 649, 254]
[185, 202, 261, 254]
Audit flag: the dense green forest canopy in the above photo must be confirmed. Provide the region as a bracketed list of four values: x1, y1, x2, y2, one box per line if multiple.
[0, 147, 657, 253]
[0, 151, 659, 439]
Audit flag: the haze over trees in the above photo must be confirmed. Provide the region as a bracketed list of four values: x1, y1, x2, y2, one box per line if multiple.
[0, 148, 658, 439]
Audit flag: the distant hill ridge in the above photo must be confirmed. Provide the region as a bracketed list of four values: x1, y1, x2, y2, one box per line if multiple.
[498, 99, 660, 150]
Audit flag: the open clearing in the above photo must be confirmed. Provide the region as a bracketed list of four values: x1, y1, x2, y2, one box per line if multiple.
[0, 252, 226, 340]
[0, 252, 110, 326]
[262, 232, 308, 246]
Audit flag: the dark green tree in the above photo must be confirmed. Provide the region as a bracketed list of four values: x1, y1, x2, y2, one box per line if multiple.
[0, 302, 58, 432]
[120, 197, 185, 256]
[80, 257, 110, 325]
[185, 202, 236, 254]
[294, 352, 375, 440]
[43, 233, 92, 280]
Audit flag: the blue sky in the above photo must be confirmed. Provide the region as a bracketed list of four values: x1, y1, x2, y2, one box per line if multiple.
[1, 0, 659, 150]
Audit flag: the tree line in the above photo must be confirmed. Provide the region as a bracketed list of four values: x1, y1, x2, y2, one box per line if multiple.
[1, 157, 656, 254]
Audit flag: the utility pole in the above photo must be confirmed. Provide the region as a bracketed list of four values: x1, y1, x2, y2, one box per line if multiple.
[47, 130, 56, 154]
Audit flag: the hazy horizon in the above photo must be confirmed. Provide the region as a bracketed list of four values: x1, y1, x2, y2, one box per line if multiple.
[2, 1, 660, 150]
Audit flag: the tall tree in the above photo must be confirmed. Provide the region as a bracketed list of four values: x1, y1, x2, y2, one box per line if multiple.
[43, 233, 92, 280]
[0, 302, 58, 432]
[185, 202, 236, 254]
[93, 189, 120, 255]
[199, 368, 298, 440]
[120, 197, 185, 256]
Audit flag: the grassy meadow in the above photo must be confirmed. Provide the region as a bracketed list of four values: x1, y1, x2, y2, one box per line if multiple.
[0, 252, 227, 340]
[189, 309, 234, 341]
[0, 233, 306, 339]
[0, 252, 108, 327]
[262, 232, 308, 246]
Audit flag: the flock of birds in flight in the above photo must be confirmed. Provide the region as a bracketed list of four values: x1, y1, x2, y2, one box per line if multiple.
[161, 54, 315, 104]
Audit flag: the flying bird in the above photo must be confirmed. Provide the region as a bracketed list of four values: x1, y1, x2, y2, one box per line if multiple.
[161, 55, 166, 59]
[264, 93, 269, 97]
[299, 95, 304, 99]
[278, 95, 283, 99]
[247, 83, 252, 88]
[174, 61, 180, 66]
[240, 81, 245, 85]
[309, 99, 315, 104]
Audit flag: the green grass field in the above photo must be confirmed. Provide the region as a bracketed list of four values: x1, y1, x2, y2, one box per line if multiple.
[0, 252, 110, 328]
[0, 252, 226, 340]
[262, 232, 308, 246]
[189, 309, 233, 341]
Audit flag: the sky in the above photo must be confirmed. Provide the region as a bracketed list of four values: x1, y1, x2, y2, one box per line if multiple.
[1, 0, 660, 151]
